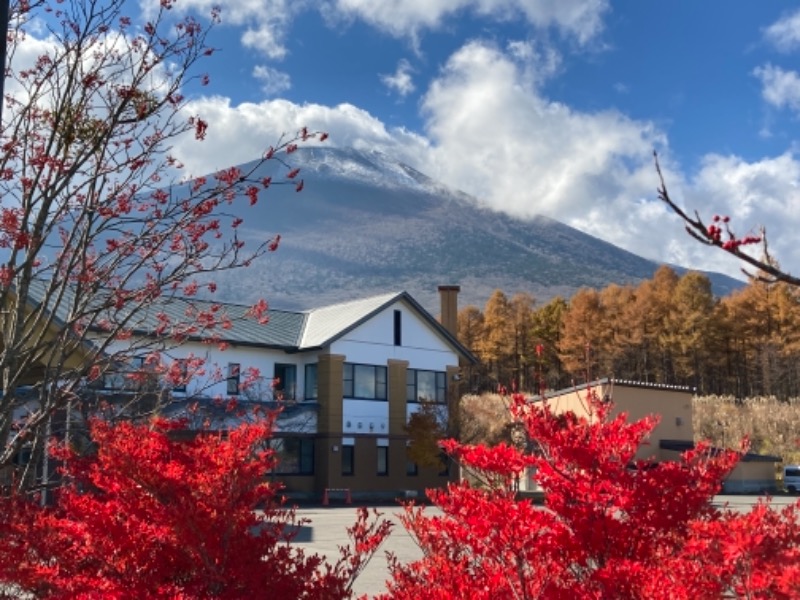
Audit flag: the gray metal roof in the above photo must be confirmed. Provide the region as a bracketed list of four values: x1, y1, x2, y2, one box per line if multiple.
[131, 297, 306, 348]
[21, 280, 475, 361]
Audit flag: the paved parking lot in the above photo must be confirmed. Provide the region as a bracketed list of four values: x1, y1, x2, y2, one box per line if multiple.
[292, 506, 425, 597]
[294, 495, 800, 597]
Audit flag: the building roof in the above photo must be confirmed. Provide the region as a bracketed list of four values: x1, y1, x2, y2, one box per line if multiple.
[548, 378, 696, 397]
[152, 290, 475, 361]
[22, 280, 476, 362]
[300, 292, 400, 348]
[660, 439, 782, 463]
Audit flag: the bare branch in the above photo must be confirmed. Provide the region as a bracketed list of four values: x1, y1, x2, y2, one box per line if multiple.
[654, 151, 800, 287]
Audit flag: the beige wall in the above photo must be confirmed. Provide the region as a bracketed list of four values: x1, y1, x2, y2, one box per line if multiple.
[723, 461, 777, 493]
[544, 382, 694, 461]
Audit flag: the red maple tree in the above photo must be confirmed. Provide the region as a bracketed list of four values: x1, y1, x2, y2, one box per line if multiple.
[0, 414, 391, 598]
[382, 391, 800, 599]
[0, 0, 324, 490]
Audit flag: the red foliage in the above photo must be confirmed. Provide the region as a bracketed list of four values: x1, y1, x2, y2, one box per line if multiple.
[0, 417, 390, 598]
[382, 392, 800, 599]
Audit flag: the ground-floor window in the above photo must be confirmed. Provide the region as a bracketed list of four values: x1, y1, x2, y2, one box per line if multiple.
[270, 437, 314, 475]
[377, 438, 389, 476]
[342, 439, 355, 476]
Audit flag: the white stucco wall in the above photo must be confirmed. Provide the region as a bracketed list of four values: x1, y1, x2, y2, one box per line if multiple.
[102, 337, 321, 402]
[343, 399, 389, 435]
[330, 300, 457, 371]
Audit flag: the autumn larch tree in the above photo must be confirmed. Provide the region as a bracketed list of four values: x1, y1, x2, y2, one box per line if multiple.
[0, 0, 324, 490]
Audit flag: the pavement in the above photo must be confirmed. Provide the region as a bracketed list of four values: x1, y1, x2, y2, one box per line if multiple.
[292, 505, 426, 598]
[293, 495, 800, 597]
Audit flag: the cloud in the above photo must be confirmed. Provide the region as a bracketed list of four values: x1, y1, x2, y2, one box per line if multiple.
[380, 59, 416, 97]
[753, 64, 800, 113]
[683, 152, 800, 276]
[506, 39, 562, 84]
[172, 97, 430, 177]
[419, 41, 662, 218]
[141, 0, 306, 60]
[763, 8, 800, 53]
[252, 65, 292, 95]
[326, 0, 609, 45]
[170, 37, 800, 283]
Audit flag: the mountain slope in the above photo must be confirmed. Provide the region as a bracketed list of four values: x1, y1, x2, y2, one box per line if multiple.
[206, 147, 742, 312]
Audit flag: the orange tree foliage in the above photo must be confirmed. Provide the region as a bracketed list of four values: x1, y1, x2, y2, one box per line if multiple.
[381, 392, 800, 599]
[0, 416, 390, 598]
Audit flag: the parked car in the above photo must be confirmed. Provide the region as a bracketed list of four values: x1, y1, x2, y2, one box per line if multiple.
[783, 465, 800, 493]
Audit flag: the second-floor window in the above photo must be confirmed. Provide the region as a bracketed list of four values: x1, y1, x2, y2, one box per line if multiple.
[172, 359, 188, 393]
[406, 369, 446, 403]
[304, 364, 318, 400]
[227, 363, 240, 395]
[343, 363, 387, 400]
[273, 363, 297, 401]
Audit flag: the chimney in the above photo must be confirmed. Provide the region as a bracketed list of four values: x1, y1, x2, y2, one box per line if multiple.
[438, 285, 460, 339]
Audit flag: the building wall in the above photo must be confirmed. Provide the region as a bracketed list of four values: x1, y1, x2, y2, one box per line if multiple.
[329, 300, 456, 371]
[544, 382, 693, 461]
[303, 300, 460, 501]
[101, 298, 463, 501]
[102, 337, 321, 402]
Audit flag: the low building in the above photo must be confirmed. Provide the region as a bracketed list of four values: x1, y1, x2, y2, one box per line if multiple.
[536, 378, 780, 493]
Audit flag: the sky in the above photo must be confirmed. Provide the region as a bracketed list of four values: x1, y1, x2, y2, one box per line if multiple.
[89, 2, 800, 281]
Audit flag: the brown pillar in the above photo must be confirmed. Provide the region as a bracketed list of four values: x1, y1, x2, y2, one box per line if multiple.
[388, 359, 409, 436]
[316, 354, 344, 494]
[437, 285, 460, 338]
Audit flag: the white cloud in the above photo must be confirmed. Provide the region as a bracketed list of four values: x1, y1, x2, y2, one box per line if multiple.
[506, 39, 562, 84]
[252, 65, 292, 95]
[169, 36, 800, 283]
[326, 0, 609, 45]
[141, 0, 305, 60]
[419, 41, 662, 218]
[753, 64, 800, 113]
[682, 152, 800, 276]
[172, 97, 430, 177]
[764, 8, 800, 53]
[380, 59, 416, 97]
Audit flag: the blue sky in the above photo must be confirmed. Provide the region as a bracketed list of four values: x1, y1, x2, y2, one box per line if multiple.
[145, 2, 800, 280]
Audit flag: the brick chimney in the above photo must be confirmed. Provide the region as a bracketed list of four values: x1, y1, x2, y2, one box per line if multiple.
[438, 285, 460, 339]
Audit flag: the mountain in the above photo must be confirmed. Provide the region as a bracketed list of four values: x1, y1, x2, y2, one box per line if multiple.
[205, 147, 743, 312]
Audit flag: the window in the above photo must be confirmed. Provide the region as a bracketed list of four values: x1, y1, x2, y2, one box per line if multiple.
[273, 363, 297, 401]
[342, 442, 355, 476]
[343, 363, 387, 400]
[102, 355, 147, 391]
[226, 363, 240, 395]
[377, 439, 389, 476]
[438, 451, 450, 477]
[406, 441, 418, 476]
[304, 364, 318, 400]
[393, 310, 402, 346]
[270, 438, 314, 475]
[172, 359, 188, 393]
[407, 370, 446, 403]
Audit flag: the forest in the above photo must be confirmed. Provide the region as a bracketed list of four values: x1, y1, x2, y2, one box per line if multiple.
[458, 265, 800, 399]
